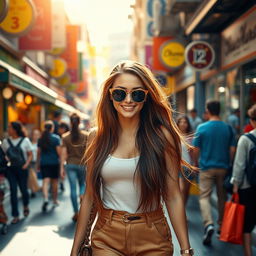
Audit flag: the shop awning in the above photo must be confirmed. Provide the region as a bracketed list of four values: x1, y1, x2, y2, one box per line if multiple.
[0, 60, 57, 103]
[185, 0, 254, 35]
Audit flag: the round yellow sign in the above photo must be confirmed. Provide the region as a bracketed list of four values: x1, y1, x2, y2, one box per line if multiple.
[0, 0, 35, 36]
[160, 41, 185, 69]
[49, 58, 67, 79]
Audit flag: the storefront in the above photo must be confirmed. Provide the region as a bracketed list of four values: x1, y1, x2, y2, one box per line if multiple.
[0, 60, 57, 138]
[203, 6, 256, 129]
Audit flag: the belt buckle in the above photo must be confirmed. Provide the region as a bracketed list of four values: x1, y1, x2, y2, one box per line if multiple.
[122, 213, 130, 223]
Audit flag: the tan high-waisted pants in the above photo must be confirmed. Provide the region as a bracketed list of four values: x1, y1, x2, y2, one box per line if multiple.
[91, 208, 173, 256]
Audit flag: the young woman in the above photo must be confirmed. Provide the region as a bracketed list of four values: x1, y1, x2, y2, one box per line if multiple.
[37, 121, 61, 212]
[70, 61, 194, 256]
[1, 121, 32, 224]
[176, 115, 194, 205]
[232, 104, 256, 256]
[60, 113, 88, 222]
[28, 129, 41, 198]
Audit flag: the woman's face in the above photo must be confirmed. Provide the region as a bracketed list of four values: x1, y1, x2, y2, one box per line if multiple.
[8, 124, 16, 137]
[111, 73, 147, 120]
[32, 129, 41, 141]
[178, 118, 188, 133]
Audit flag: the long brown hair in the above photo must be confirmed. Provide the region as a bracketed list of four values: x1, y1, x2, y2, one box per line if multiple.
[85, 60, 191, 212]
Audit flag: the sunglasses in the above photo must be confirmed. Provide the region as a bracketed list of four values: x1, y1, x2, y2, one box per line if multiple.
[109, 88, 148, 103]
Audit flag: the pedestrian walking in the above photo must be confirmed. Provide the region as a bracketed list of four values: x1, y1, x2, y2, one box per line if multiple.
[37, 121, 61, 212]
[60, 113, 88, 222]
[193, 100, 236, 245]
[1, 121, 33, 224]
[58, 121, 70, 193]
[28, 129, 41, 198]
[70, 61, 194, 256]
[188, 108, 202, 132]
[231, 104, 256, 256]
[176, 115, 194, 205]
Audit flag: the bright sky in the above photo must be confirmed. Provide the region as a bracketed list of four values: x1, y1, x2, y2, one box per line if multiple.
[64, 0, 134, 46]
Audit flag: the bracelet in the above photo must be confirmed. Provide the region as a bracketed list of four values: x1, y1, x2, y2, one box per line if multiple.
[180, 248, 194, 255]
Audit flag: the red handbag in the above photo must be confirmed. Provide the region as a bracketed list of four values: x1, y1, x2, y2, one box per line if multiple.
[220, 193, 245, 244]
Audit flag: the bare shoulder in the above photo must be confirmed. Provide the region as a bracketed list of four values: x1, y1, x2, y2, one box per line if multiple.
[87, 127, 98, 143]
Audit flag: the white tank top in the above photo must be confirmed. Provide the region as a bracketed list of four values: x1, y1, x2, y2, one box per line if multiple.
[101, 155, 141, 213]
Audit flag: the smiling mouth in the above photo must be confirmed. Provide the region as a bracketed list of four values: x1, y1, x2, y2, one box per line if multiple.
[121, 105, 136, 111]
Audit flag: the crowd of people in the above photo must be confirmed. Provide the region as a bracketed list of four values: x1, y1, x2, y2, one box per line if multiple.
[0, 112, 88, 226]
[0, 61, 255, 256]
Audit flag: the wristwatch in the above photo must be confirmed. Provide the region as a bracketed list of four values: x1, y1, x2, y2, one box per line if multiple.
[180, 248, 194, 255]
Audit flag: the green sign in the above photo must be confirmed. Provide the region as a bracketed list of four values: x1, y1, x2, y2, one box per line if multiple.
[9, 73, 56, 103]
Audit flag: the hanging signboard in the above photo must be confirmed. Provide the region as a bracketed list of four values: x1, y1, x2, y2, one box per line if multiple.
[61, 25, 79, 82]
[0, 0, 35, 36]
[52, 0, 66, 48]
[153, 37, 185, 72]
[221, 6, 256, 70]
[0, 0, 9, 23]
[185, 41, 215, 71]
[19, 0, 52, 50]
[49, 58, 67, 79]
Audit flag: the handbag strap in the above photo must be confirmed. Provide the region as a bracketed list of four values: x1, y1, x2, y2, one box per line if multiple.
[83, 203, 97, 245]
[231, 193, 240, 203]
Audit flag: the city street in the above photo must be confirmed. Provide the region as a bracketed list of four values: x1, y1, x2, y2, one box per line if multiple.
[1, 183, 255, 256]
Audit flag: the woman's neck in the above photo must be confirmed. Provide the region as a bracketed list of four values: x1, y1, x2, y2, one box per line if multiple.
[11, 134, 19, 139]
[118, 116, 140, 136]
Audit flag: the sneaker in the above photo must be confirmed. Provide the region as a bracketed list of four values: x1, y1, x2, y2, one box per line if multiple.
[42, 201, 48, 212]
[203, 224, 214, 245]
[53, 201, 59, 207]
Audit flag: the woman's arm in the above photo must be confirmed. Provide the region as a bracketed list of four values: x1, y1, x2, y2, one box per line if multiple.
[60, 146, 67, 178]
[162, 128, 191, 254]
[70, 192, 93, 256]
[23, 151, 32, 170]
[231, 136, 247, 193]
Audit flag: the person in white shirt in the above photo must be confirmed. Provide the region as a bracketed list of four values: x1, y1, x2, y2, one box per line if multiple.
[70, 61, 195, 256]
[1, 121, 32, 224]
[232, 104, 256, 256]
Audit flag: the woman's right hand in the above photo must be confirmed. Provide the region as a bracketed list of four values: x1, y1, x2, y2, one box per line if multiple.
[233, 183, 239, 194]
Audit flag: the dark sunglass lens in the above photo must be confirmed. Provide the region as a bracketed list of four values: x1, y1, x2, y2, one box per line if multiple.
[132, 90, 146, 102]
[112, 89, 126, 102]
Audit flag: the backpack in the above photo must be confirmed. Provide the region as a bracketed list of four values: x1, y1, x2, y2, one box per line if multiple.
[0, 146, 8, 174]
[6, 138, 25, 167]
[245, 133, 256, 186]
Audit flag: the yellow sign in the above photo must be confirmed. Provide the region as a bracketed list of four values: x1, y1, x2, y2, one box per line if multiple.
[49, 58, 67, 79]
[57, 73, 70, 86]
[161, 76, 175, 96]
[0, 0, 35, 36]
[160, 41, 185, 69]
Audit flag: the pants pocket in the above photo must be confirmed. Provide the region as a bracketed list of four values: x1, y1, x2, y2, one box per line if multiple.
[153, 218, 171, 241]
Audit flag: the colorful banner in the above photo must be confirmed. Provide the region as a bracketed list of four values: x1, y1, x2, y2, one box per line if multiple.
[61, 25, 80, 82]
[52, 0, 66, 48]
[19, 0, 52, 50]
[0, 0, 35, 36]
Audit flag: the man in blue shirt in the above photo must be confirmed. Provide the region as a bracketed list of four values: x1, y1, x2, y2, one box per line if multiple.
[193, 100, 236, 246]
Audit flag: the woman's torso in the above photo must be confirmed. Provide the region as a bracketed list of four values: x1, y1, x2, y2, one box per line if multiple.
[38, 133, 60, 166]
[101, 154, 142, 213]
[2, 137, 32, 161]
[62, 131, 87, 165]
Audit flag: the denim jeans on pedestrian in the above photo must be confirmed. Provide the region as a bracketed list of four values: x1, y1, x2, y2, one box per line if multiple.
[65, 164, 86, 213]
[6, 166, 29, 217]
